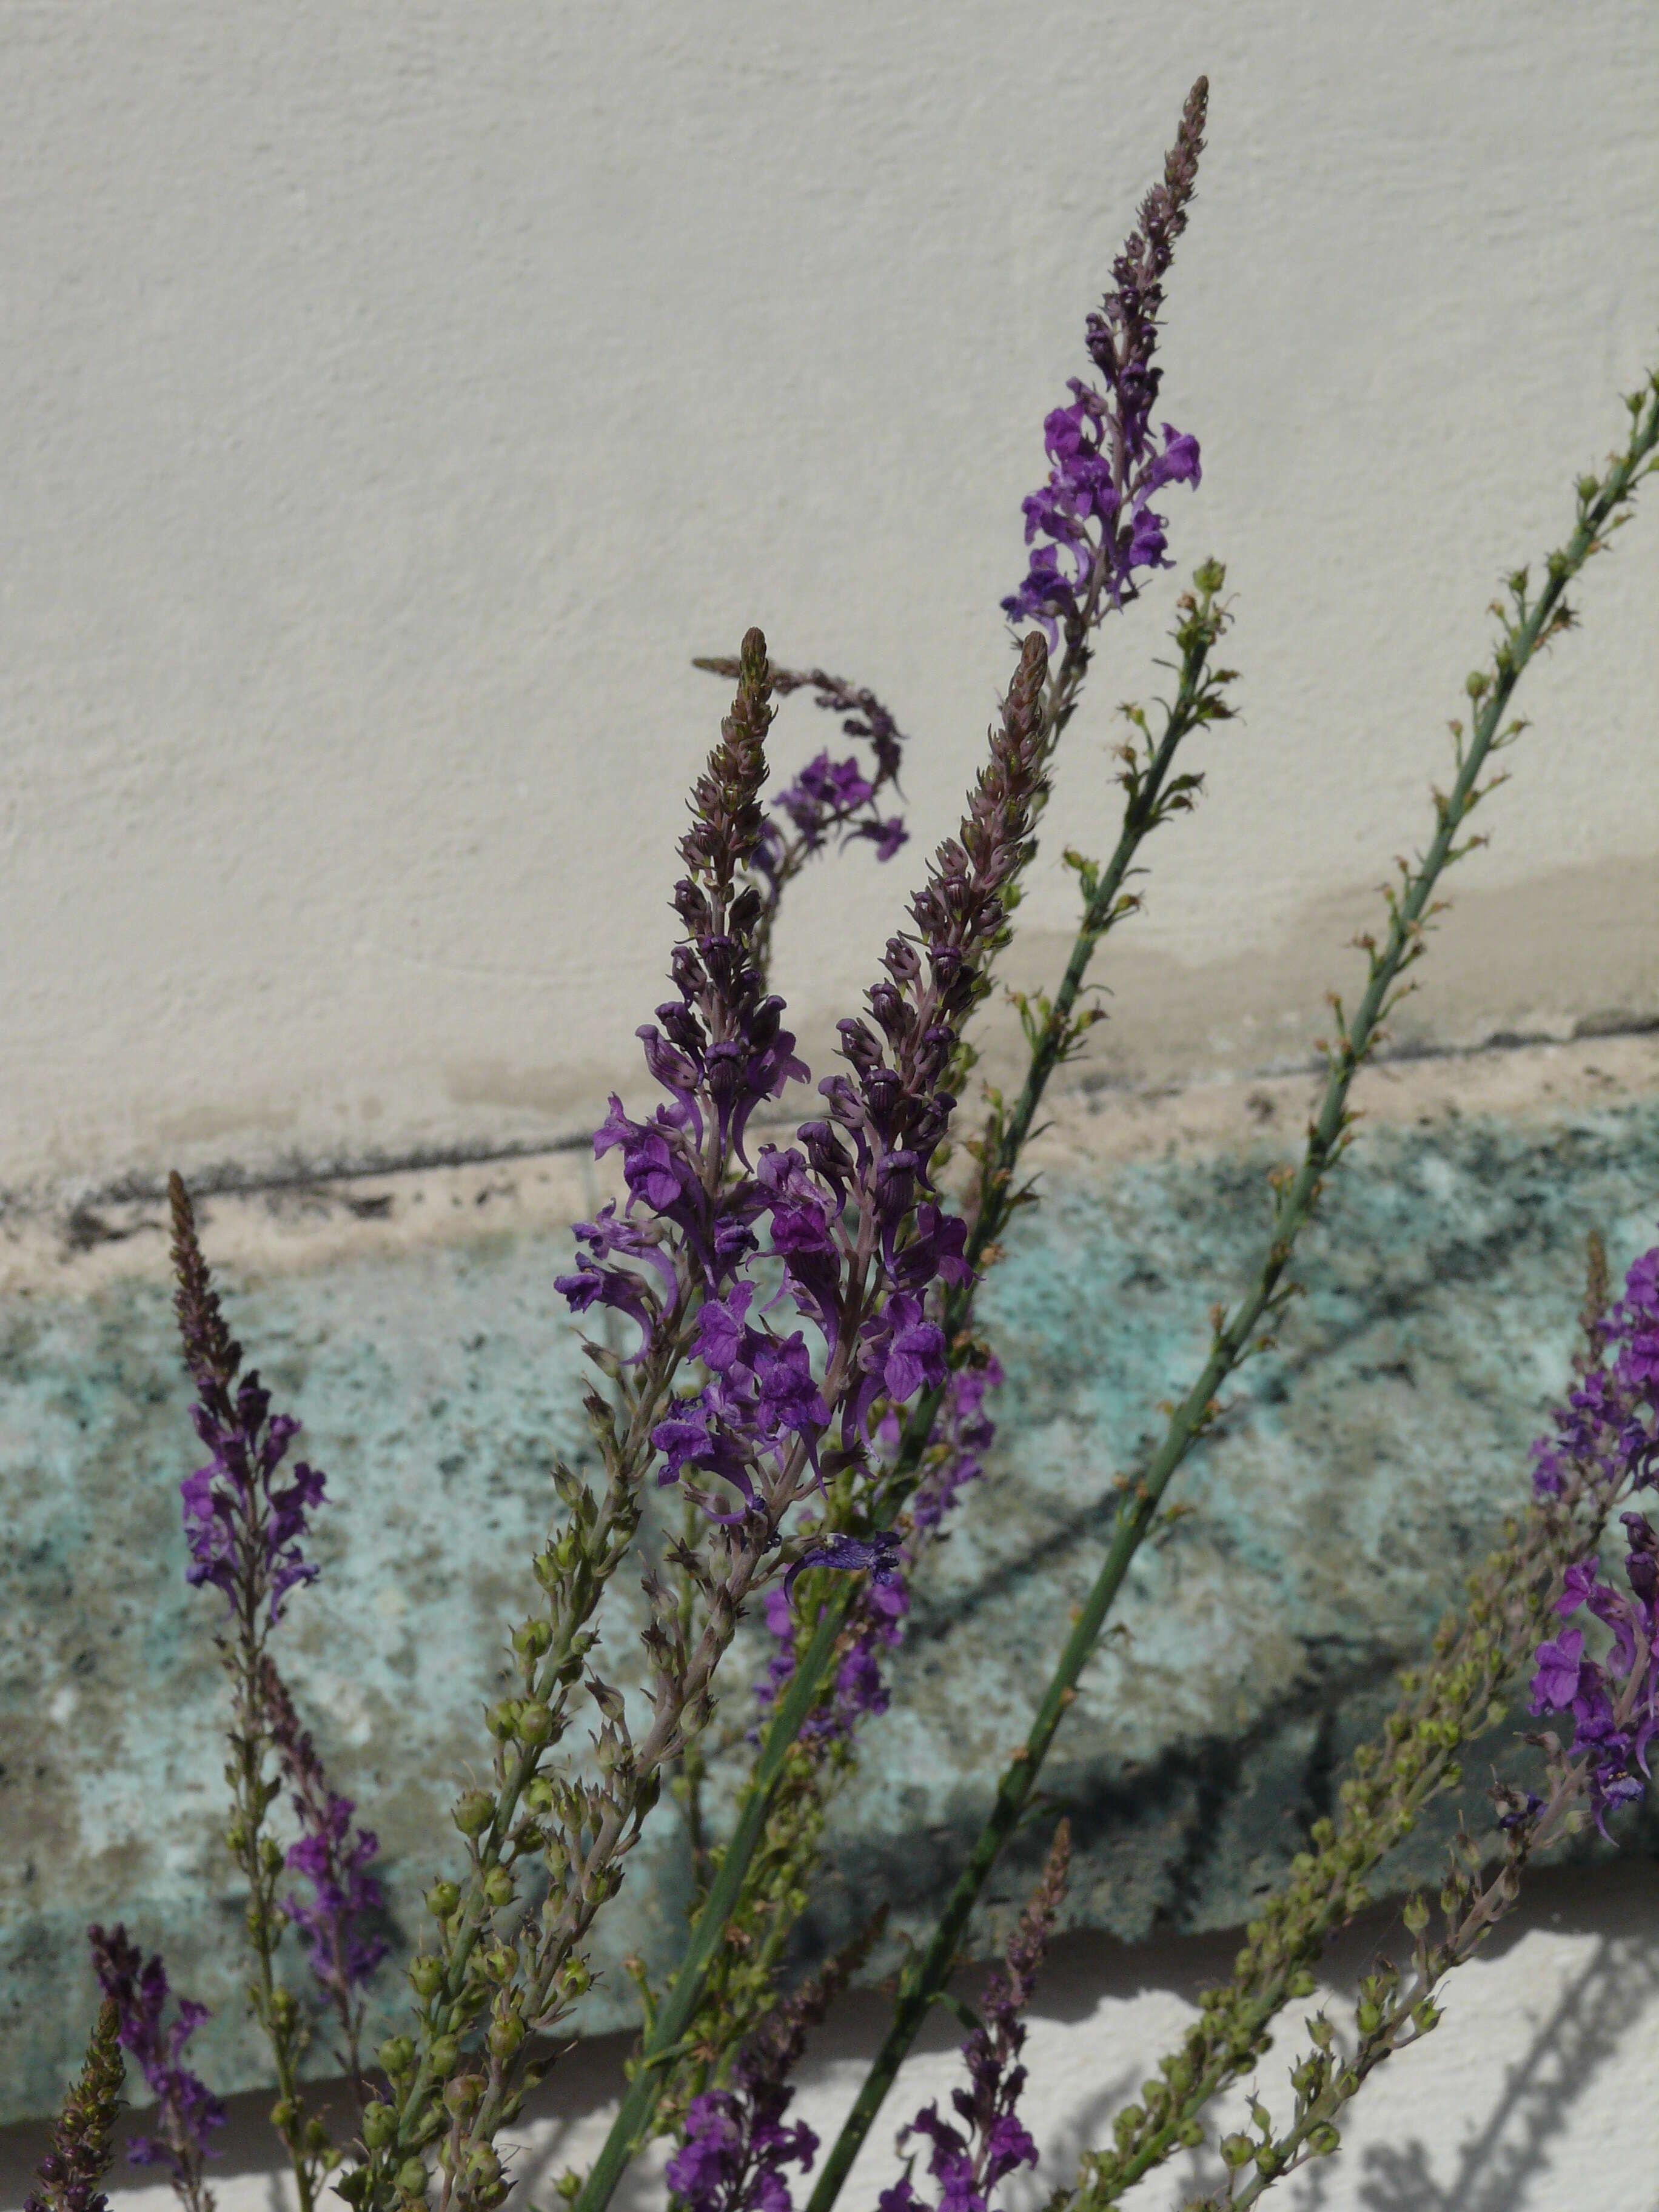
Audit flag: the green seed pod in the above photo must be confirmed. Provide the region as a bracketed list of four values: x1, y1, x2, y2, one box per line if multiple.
[454, 1791, 495, 1837]
[396, 2159, 431, 2201]
[426, 1882, 461, 1919]
[1220, 2134, 1253, 2170]
[361, 2103, 399, 2150]
[409, 1957, 445, 1999]
[379, 2037, 417, 2076]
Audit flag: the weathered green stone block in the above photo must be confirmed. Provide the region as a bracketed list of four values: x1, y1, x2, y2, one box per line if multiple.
[4, 1079, 1657, 2121]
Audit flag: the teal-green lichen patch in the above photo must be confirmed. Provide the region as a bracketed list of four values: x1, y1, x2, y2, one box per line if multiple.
[4, 1099, 1659, 2119]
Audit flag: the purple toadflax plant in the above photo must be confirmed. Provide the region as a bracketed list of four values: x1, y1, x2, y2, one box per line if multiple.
[164, 1175, 386, 2211]
[880, 1823, 1070, 2212]
[87, 1926, 224, 2212]
[1002, 78, 1205, 654]
[46, 66, 1659, 2212]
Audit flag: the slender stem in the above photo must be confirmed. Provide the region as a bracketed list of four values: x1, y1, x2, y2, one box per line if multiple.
[967, 564, 1229, 1272]
[568, 1599, 851, 2212]
[802, 383, 1659, 2212]
[229, 1610, 318, 2212]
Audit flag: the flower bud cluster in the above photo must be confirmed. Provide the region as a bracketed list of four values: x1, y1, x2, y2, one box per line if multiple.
[24, 2000, 125, 2212]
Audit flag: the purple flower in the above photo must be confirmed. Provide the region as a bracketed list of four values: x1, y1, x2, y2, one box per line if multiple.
[882, 1825, 1070, 2212]
[260, 1659, 387, 2012]
[783, 1527, 903, 1603]
[665, 1932, 882, 2212]
[742, 665, 911, 897]
[1004, 81, 1207, 646]
[666, 2090, 817, 2212]
[1529, 1628, 1585, 1713]
[1530, 1244, 1659, 1501]
[1529, 1510, 1659, 1833]
[87, 1926, 224, 2205]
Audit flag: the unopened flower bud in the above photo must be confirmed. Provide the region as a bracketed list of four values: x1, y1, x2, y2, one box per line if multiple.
[454, 1790, 495, 1837]
[514, 1619, 552, 1660]
[443, 2074, 484, 2117]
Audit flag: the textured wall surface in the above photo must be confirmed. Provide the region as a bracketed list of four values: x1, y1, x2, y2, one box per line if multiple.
[1, 3, 1658, 1195]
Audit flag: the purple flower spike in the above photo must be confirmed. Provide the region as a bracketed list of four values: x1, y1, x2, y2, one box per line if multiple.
[1532, 1241, 1659, 1502]
[880, 1824, 1071, 2212]
[260, 1658, 387, 2009]
[667, 1931, 880, 2212]
[1521, 1243, 1659, 1833]
[87, 1926, 224, 2212]
[1004, 79, 1207, 646]
[559, 632, 804, 1365]
[169, 1176, 325, 1626]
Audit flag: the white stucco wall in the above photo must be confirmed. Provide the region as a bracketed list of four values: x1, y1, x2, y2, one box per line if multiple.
[3, 2, 1658, 1196]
